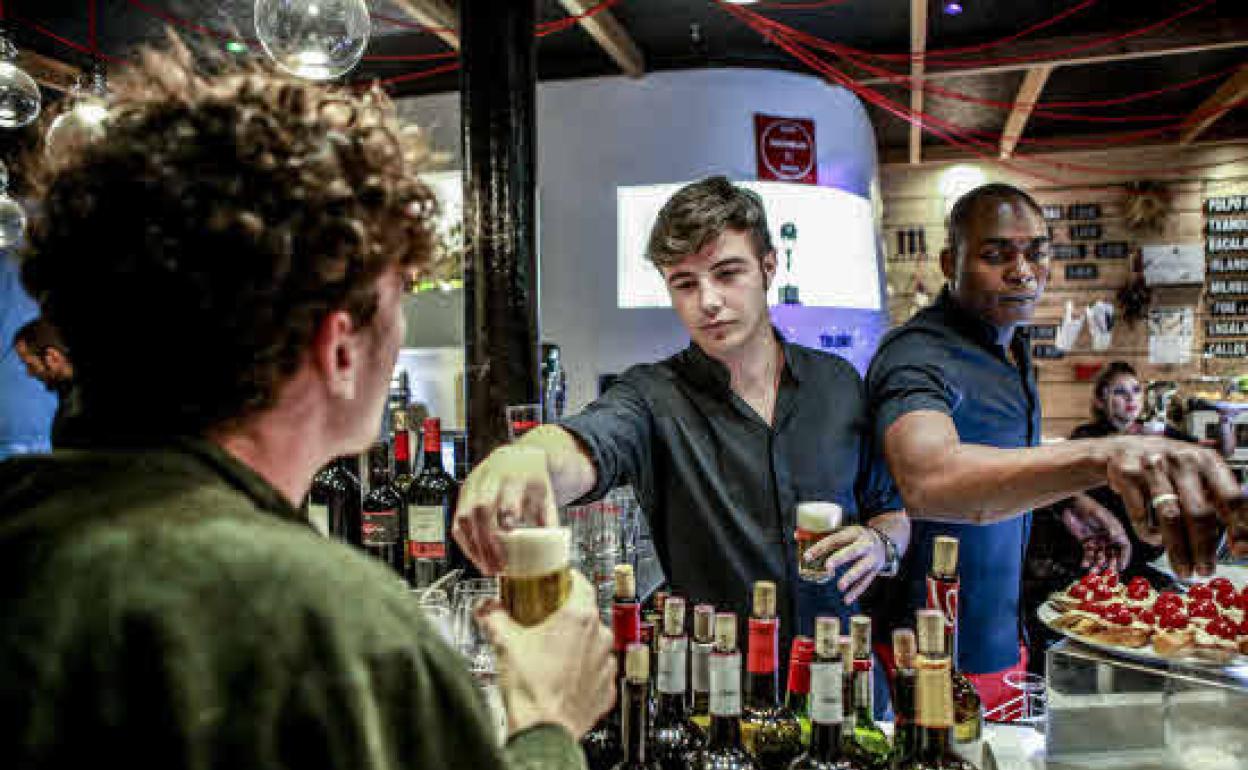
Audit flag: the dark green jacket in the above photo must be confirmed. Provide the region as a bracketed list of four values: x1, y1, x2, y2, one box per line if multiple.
[0, 439, 584, 770]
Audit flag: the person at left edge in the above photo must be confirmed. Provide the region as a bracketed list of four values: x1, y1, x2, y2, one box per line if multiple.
[452, 176, 909, 691]
[13, 317, 80, 446]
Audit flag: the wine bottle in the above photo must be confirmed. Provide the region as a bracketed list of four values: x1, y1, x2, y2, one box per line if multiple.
[648, 590, 670, 696]
[691, 612, 758, 770]
[837, 636, 853, 732]
[585, 565, 640, 770]
[741, 581, 803, 770]
[361, 443, 405, 576]
[785, 636, 815, 747]
[653, 596, 704, 770]
[690, 603, 715, 732]
[307, 459, 359, 543]
[391, 410, 415, 496]
[406, 417, 457, 588]
[926, 537, 983, 766]
[898, 612, 975, 770]
[789, 616, 853, 770]
[891, 629, 919, 769]
[841, 617, 890, 770]
[613, 643, 661, 770]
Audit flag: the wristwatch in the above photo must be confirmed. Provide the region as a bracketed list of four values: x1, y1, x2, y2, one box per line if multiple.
[868, 525, 901, 578]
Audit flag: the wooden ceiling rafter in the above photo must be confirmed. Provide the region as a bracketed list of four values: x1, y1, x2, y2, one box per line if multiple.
[999, 64, 1053, 160]
[391, 0, 460, 51]
[557, 0, 644, 78]
[1179, 62, 1248, 146]
[908, 0, 926, 165]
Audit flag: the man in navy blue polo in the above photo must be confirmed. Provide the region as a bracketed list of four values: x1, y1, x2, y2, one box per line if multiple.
[867, 183, 1242, 711]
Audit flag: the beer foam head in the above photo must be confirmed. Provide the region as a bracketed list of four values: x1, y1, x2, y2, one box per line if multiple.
[796, 502, 842, 533]
[499, 527, 570, 577]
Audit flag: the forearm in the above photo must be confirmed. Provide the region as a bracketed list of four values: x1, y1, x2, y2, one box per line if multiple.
[866, 510, 910, 557]
[517, 425, 599, 506]
[898, 438, 1112, 524]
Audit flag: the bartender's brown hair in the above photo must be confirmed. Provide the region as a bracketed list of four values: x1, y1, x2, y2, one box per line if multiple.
[646, 176, 774, 268]
[21, 39, 439, 436]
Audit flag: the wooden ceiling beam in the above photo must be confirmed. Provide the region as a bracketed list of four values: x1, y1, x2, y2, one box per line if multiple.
[880, 133, 1247, 166]
[999, 64, 1053, 160]
[908, 0, 926, 165]
[1179, 63, 1248, 146]
[860, 19, 1248, 85]
[391, 0, 460, 51]
[16, 50, 77, 92]
[558, 0, 644, 78]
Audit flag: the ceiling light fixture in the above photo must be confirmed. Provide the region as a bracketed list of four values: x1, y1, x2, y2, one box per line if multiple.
[943, 1, 965, 15]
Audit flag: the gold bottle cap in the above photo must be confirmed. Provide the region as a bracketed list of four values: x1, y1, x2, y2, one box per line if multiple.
[916, 609, 946, 656]
[625, 642, 649, 683]
[815, 616, 840, 658]
[850, 615, 871, 659]
[753, 580, 778, 619]
[614, 564, 636, 601]
[392, 408, 410, 431]
[838, 635, 853, 662]
[714, 612, 738, 652]
[663, 596, 687, 637]
[893, 628, 917, 670]
[932, 535, 959, 577]
[796, 502, 843, 534]
[693, 604, 715, 642]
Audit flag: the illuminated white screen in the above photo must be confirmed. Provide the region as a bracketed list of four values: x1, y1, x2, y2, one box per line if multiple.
[617, 181, 881, 310]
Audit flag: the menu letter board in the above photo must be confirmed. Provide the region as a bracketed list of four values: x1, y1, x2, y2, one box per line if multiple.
[1065, 263, 1100, 281]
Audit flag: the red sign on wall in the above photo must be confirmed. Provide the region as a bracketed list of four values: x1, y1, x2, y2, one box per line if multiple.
[754, 114, 817, 185]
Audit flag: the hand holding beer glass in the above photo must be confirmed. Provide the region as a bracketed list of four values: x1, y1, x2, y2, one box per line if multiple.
[795, 502, 894, 604]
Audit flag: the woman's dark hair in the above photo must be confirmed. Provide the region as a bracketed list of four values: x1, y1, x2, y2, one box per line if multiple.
[1091, 361, 1139, 422]
[20, 41, 438, 436]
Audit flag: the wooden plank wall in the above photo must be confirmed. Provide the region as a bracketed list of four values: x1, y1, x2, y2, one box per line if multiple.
[879, 141, 1248, 440]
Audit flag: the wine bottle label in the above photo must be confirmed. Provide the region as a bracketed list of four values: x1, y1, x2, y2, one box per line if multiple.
[747, 617, 778, 674]
[408, 505, 446, 558]
[691, 641, 712, 694]
[809, 661, 843, 724]
[658, 636, 688, 694]
[709, 652, 742, 716]
[915, 662, 955, 728]
[361, 508, 399, 546]
[612, 602, 641, 653]
[306, 503, 331, 538]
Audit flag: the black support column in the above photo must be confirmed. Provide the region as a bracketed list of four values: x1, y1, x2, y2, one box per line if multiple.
[460, 0, 540, 466]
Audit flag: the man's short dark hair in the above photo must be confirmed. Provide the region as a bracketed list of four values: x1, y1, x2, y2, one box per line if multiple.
[13, 317, 67, 355]
[20, 42, 439, 436]
[646, 176, 773, 268]
[946, 183, 1044, 256]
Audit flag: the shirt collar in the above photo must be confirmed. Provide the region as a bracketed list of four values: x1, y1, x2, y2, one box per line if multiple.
[174, 436, 303, 520]
[677, 326, 801, 395]
[931, 286, 1032, 361]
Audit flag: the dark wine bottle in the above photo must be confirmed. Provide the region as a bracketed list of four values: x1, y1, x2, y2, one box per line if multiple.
[890, 629, 919, 769]
[690, 603, 715, 733]
[361, 443, 404, 576]
[653, 596, 704, 770]
[406, 417, 456, 588]
[741, 581, 802, 770]
[691, 612, 758, 770]
[307, 459, 360, 543]
[789, 616, 854, 770]
[786, 636, 815, 747]
[585, 564, 640, 770]
[613, 643, 661, 770]
[898, 612, 975, 770]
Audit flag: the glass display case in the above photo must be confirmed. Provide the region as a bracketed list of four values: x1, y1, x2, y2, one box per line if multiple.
[1045, 640, 1248, 770]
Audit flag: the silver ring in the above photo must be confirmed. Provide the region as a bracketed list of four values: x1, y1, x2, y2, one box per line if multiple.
[1151, 493, 1180, 508]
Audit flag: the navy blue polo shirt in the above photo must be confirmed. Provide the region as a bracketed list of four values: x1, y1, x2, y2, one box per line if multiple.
[561, 336, 903, 655]
[866, 288, 1039, 674]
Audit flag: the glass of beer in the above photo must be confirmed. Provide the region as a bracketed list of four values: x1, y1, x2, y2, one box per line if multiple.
[795, 502, 843, 584]
[499, 526, 573, 626]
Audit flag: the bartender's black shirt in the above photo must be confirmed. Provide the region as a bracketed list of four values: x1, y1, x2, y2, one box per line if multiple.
[561, 335, 902, 649]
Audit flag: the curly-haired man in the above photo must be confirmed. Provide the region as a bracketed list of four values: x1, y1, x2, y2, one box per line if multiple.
[0, 43, 613, 768]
